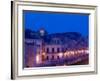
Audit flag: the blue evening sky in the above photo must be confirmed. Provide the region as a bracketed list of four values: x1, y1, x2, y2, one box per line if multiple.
[23, 10, 89, 36]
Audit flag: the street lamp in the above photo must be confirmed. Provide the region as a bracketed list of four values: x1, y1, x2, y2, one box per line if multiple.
[36, 54, 40, 64]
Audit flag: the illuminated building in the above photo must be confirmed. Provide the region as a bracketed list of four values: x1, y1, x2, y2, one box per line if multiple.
[24, 28, 89, 67]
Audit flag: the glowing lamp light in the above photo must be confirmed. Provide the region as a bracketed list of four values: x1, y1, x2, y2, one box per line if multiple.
[67, 51, 70, 55]
[77, 50, 80, 53]
[74, 51, 78, 54]
[36, 54, 40, 64]
[58, 52, 63, 58]
[68, 51, 73, 56]
[79, 50, 83, 53]
[66, 52, 70, 57]
[70, 51, 74, 55]
[64, 52, 67, 56]
[42, 52, 46, 55]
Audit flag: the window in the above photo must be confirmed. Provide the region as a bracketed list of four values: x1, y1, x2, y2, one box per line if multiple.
[66, 48, 68, 50]
[46, 56, 49, 60]
[57, 56, 60, 60]
[47, 48, 49, 53]
[52, 48, 54, 53]
[51, 55, 54, 60]
[57, 48, 60, 53]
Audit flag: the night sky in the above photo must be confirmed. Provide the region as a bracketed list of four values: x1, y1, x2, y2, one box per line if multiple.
[23, 10, 89, 36]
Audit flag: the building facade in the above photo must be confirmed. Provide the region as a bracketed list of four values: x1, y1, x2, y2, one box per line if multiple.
[24, 28, 88, 67]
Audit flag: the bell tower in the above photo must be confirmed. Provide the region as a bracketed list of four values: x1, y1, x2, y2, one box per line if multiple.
[39, 27, 45, 36]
